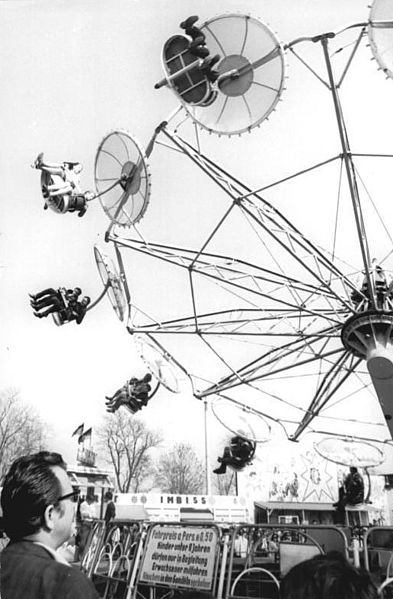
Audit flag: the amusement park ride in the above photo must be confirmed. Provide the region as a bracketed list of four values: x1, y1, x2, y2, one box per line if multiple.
[30, 3, 393, 475]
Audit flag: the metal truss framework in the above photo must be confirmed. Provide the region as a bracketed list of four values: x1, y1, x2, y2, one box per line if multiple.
[109, 23, 393, 443]
[109, 129, 365, 441]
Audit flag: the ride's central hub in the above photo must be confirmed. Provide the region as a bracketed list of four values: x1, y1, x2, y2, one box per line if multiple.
[342, 311, 393, 430]
[341, 311, 393, 360]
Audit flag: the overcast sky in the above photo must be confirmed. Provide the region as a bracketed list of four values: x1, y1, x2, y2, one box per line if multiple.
[1, 0, 393, 470]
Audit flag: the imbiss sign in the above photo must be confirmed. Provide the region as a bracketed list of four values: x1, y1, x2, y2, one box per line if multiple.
[139, 524, 219, 590]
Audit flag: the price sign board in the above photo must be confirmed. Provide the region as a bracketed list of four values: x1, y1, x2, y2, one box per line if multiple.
[139, 524, 219, 590]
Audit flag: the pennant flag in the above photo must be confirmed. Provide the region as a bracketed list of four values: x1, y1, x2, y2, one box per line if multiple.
[72, 423, 84, 438]
[78, 427, 92, 445]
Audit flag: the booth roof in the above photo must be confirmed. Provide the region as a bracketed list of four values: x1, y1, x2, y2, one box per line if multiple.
[115, 505, 150, 520]
[256, 501, 336, 511]
[67, 470, 114, 489]
[67, 464, 113, 476]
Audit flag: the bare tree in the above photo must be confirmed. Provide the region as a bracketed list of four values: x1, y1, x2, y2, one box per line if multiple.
[0, 388, 47, 482]
[97, 412, 162, 492]
[155, 442, 205, 494]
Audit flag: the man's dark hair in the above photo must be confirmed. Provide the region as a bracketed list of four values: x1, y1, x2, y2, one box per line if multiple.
[280, 552, 378, 599]
[1, 451, 67, 541]
[105, 491, 113, 501]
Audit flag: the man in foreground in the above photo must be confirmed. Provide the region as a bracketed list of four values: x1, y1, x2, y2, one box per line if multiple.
[0, 451, 99, 599]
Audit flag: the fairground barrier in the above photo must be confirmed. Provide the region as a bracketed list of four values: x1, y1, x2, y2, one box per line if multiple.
[82, 521, 355, 599]
[91, 521, 145, 599]
[81, 520, 107, 577]
[363, 526, 393, 596]
[222, 524, 349, 599]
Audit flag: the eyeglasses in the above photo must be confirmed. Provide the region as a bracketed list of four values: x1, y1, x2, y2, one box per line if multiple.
[57, 489, 80, 503]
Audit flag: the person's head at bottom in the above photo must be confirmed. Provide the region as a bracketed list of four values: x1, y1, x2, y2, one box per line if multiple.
[280, 551, 378, 599]
[1, 451, 78, 550]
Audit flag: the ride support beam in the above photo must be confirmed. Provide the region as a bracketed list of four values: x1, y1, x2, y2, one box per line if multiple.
[321, 36, 376, 308]
[367, 342, 393, 441]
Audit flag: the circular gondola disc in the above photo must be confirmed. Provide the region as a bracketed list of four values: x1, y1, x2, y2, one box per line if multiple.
[211, 396, 271, 442]
[314, 436, 384, 468]
[94, 244, 126, 321]
[134, 335, 181, 393]
[368, 0, 393, 80]
[94, 130, 151, 227]
[165, 14, 286, 136]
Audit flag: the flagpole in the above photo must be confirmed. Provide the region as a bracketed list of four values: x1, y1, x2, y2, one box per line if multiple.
[204, 398, 211, 495]
[71, 423, 85, 438]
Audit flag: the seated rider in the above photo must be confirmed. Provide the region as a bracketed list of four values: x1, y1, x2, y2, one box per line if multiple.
[65, 287, 82, 306]
[351, 263, 391, 311]
[129, 373, 153, 406]
[333, 466, 364, 525]
[65, 193, 92, 218]
[180, 16, 220, 82]
[72, 296, 90, 325]
[105, 381, 141, 414]
[30, 288, 66, 318]
[375, 265, 389, 310]
[105, 385, 129, 413]
[32, 152, 93, 217]
[334, 466, 364, 508]
[345, 467, 365, 504]
[155, 15, 220, 107]
[181, 15, 209, 58]
[29, 287, 90, 325]
[213, 436, 256, 475]
[33, 152, 83, 196]
[105, 373, 159, 414]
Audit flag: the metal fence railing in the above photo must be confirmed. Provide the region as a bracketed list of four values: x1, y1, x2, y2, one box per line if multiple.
[80, 521, 356, 599]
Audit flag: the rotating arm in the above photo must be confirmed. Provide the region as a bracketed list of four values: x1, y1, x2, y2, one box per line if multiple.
[86, 281, 110, 311]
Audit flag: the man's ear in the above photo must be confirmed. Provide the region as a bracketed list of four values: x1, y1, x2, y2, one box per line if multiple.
[43, 504, 57, 531]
